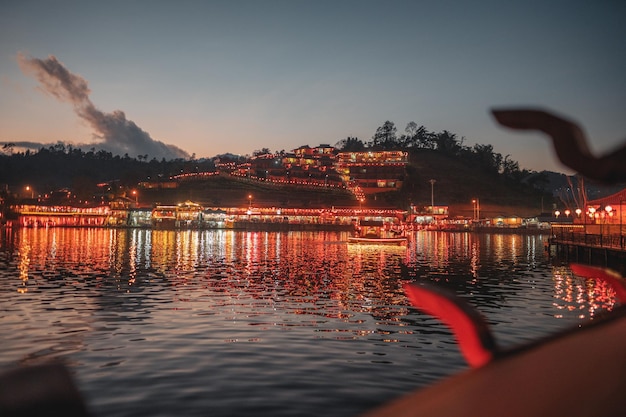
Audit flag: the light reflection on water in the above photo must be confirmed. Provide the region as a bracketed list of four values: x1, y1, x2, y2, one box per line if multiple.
[0, 228, 617, 417]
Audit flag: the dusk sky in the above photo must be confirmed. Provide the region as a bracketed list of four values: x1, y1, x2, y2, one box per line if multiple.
[1, 1, 625, 173]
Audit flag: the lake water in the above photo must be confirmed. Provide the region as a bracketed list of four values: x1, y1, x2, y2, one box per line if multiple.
[0, 228, 618, 416]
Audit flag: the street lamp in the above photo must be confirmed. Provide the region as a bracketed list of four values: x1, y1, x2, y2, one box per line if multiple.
[132, 190, 138, 205]
[429, 179, 436, 215]
[588, 207, 596, 223]
[619, 200, 624, 249]
[605, 206, 613, 233]
[25, 185, 34, 199]
[248, 194, 253, 209]
[472, 198, 480, 221]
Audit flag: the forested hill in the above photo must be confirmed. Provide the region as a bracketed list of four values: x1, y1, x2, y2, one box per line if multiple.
[364, 148, 552, 215]
[0, 142, 555, 213]
[336, 122, 554, 211]
[0, 146, 216, 199]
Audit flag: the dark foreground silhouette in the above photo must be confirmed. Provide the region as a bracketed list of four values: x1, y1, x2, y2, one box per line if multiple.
[492, 108, 626, 182]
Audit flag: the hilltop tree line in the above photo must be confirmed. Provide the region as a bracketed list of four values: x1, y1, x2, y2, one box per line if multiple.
[335, 120, 530, 182]
[0, 143, 215, 201]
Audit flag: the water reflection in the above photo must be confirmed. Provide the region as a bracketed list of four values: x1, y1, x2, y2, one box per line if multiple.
[552, 266, 618, 318]
[400, 231, 619, 347]
[2, 228, 619, 323]
[0, 227, 620, 417]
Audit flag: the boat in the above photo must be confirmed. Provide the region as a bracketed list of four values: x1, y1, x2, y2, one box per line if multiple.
[348, 219, 407, 245]
[348, 236, 407, 245]
[361, 265, 626, 417]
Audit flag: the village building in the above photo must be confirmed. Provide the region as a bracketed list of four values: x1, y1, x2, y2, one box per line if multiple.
[334, 150, 408, 195]
[585, 187, 626, 226]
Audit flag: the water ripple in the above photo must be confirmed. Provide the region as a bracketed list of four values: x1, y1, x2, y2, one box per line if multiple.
[0, 228, 617, 417]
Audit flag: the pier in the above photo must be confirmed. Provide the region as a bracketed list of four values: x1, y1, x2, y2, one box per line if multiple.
[549, 224, 626, 272]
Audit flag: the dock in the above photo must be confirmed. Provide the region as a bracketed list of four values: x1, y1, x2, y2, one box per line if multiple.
[549, 224, 626, 272]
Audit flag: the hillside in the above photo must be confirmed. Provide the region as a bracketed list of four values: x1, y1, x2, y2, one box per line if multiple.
[138, 150, 553, 218]
[1, 147, 561, 218]
[377, 149, 551, 217]
[139, 175, 357, 209]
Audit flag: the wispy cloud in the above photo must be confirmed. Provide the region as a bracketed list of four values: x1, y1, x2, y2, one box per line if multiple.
[17, 53, 189, 160]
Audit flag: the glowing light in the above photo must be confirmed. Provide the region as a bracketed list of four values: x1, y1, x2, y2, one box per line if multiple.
[472, 198, 480, 220]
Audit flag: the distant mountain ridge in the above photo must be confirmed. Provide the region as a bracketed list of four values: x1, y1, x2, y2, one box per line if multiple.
[532, 170, 626, 201]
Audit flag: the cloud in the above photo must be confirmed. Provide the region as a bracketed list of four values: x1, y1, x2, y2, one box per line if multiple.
[17, 53, 189, 160]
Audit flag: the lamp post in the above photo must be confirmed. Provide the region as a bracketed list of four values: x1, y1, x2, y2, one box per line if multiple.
[248, 194, 253, 209]
[605, 206, 613, 245]
[132, 190, 138, 205]
[25, 185, 34, 199]
[429, 179, 436, 215]
[588, 206, 596, 222]
[472, 198, 480, 221]
[619, 200, 624, 249]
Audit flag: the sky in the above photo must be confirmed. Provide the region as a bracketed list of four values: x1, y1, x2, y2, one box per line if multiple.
[1, 0, 625, 172]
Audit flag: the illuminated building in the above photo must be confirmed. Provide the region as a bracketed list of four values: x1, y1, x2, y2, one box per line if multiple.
[9, 199, 407, 230]
[585, 187, 626, 226]
[12, 204, 109, 227]
[138, 146, 406, 200]
[335, 150, 408, 195]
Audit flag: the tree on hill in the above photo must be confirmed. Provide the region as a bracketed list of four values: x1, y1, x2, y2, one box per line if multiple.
[335, 136, 365, 152]
[369, 121, 399, 149]
[433, 130, 464, 155]
[401, 122, 435, 149]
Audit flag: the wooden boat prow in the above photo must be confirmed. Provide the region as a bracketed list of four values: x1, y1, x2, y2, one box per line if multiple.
[362, 271, 626, 417]
[361, 308, 626, 417]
